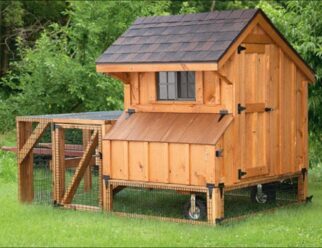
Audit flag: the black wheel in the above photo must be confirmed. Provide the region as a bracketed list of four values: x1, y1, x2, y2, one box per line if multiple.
[250, 183, 277, 204]
[183, 196, 206, 220]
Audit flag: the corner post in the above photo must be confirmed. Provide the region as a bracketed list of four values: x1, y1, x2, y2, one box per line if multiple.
[52, 124, 65, 204]
[298, 168, 308, 202]
[17, 120, 34, 203]
[207, 184, 224, 225]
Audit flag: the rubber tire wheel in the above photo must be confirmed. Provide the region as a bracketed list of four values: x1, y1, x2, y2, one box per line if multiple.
[183, 197, 207, 221]
[250, 183, 277, 204]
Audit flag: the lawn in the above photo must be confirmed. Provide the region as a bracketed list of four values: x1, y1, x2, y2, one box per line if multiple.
[0, 133, 322, 247]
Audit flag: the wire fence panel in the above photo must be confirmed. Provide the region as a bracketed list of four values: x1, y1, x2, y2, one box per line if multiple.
[32, 125, 52, 205]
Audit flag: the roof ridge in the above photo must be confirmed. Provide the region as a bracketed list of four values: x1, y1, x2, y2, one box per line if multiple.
[133, 8, 259, 25]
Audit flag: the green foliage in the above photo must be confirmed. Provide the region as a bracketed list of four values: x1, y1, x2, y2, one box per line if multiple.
[0, 1, 171, 132]
[0, 151, 16, 183]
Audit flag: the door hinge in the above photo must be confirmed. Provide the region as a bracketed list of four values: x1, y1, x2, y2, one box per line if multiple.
[265, 107, 273, 112]
[237, 45, 246, 54]
[301, 168, 307, 181]
[218, 109, 228, 122]
[103, 175, 110, 189]
[238, 103, 246, 114]
[238, 169, 247, 180]
[216, 149, 224, 157]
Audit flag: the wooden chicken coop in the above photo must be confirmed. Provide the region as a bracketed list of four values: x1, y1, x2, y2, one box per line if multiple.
[17, 9, 315, 224]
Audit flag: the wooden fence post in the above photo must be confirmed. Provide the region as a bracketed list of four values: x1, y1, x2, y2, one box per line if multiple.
[52, 124, 65, 204]
[17, 121, 34, 203]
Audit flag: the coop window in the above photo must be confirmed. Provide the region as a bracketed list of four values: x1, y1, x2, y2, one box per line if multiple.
[157, 72, 195, 101]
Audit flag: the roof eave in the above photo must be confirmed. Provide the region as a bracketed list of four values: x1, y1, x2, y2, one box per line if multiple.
[96, 62, 218, 73]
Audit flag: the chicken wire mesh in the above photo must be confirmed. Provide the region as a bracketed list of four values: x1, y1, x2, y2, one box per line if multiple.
[108, 179, 300, 223]
[32, 124, 52, 205]
[112, 187, 208, 222]
[224, 179, 299, 220]
[62, 127, 101, 209]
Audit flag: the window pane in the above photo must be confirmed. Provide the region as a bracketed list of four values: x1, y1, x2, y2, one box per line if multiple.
[168, 72, 176, 83]
[187, 71, 195, 84]
[159, 72, 167, 84]
[159, 84, 168, 100]
[178, 72, 188, 98]
[168, 83, 176, 100]
[188, 82, 195, 98]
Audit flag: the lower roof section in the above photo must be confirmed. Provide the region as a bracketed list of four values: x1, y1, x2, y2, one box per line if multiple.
[16, 111, 123, 125]
[104, 112, 233, 145]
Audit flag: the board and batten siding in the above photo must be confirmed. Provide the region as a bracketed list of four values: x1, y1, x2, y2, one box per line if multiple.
[218, 26, 309, 186]
[102, 140, 224, 186]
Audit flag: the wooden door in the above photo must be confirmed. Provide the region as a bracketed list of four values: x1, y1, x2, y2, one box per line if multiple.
[239, 51, 271, 180]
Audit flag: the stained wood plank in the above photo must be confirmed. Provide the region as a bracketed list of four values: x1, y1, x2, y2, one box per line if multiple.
[190, 145, 215, 186]
[130, 72, 140, 105]
[149, 142, 169, 183]
[111, 141, 129, 180]
[195, 71, 204, 104]
[243, 33, 272, 44]
[244, 44, 265, 54]
[128, 142, 149, 181]
[169, 144, 189, 185]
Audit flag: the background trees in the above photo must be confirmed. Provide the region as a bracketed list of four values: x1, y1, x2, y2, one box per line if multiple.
[0, 0, 321, 166]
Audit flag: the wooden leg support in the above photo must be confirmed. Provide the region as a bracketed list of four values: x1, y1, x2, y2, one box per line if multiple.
[17, 121, 34, 203]
[103, 180, 113, 212]
[298, 169, 308, 202]
[207, 188, 224, 225]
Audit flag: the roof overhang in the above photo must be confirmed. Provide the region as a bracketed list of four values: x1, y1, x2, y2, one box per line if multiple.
[96, 62, 218, 73]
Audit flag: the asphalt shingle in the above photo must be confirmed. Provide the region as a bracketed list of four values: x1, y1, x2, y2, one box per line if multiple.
[96, 9, 259, 64]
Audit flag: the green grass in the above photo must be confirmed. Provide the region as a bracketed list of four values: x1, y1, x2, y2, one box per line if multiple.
[0, 181, 322, 247]
[1, 132, 322, 246]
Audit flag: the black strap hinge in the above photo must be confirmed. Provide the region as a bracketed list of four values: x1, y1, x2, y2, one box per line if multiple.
[237, 103, 246, 114]
[265, 107, 273, 112]
[103, 175, 110, 189]
[206, 183, 225, 199]
[206, 183, 215, 199]
[218, 183, 224, 199]
[301, 168, 307, 181]
[238, 169, 247, 180]
[237, 45, 246, 54]
[218, 109, 228, 122]
[216, 149, 224, 157]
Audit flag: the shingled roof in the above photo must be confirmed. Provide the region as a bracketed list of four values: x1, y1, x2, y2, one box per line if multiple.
[96, 9, 259, 64]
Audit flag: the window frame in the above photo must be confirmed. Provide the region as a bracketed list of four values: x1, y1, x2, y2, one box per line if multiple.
[156, 71, 196, 101]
